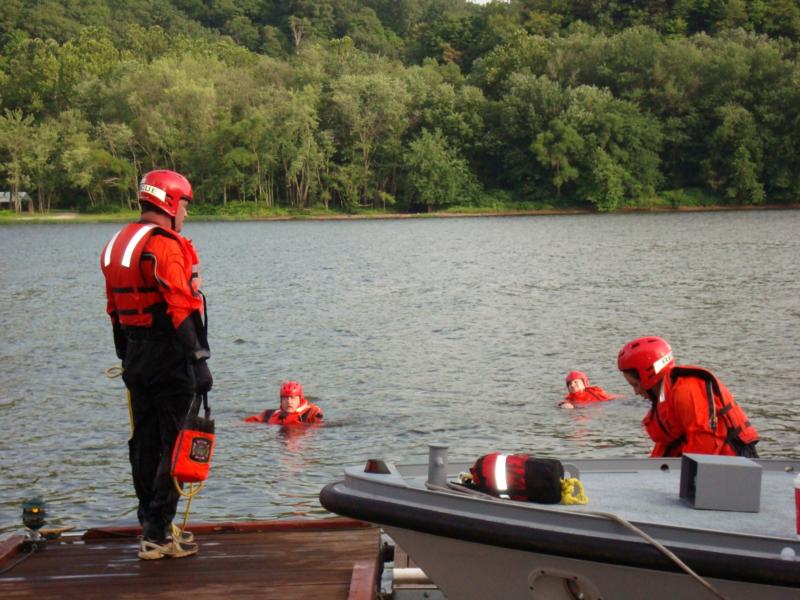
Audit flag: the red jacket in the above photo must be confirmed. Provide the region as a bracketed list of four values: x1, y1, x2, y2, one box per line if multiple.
[644, 366, 759, 457]
[101, 222, 203, 330]
[562, 386, 619, 405]
[245, 403, 324, 425]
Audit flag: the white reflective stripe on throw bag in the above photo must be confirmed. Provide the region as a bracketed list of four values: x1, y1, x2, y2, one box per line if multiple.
[494, 454, 510, 499]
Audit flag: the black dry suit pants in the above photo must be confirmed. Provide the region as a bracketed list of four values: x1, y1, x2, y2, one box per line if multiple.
[122, 333, 196, 542]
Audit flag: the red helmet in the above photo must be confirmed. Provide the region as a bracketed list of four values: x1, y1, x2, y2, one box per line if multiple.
[139, 170, 192, 217]
[280, 381, 304, 399]
[617, 336, 674, 390]
[565, 371, 589, 388]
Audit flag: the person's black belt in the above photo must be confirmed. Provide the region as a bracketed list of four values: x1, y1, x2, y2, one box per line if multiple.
[123, 326, 170, 340]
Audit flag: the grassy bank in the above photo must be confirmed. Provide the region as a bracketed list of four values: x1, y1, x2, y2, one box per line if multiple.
[1, 190, 797, 224]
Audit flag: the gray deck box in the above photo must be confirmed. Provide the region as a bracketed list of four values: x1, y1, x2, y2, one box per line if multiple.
[679, 453, 762, 512]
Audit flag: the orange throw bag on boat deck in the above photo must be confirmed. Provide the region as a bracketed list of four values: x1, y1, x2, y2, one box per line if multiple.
[170, 393, 215, 483]
[468, 453, 564, 503]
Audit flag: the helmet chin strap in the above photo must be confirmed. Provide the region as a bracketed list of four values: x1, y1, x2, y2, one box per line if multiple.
[649, 381, 662, 403]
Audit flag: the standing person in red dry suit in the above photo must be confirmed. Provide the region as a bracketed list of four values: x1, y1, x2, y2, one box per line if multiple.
[101, 169, 212, 560]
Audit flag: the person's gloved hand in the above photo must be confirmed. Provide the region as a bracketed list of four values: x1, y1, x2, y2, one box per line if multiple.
[193, 359, 213, 394]
[112, 321, 127, 361]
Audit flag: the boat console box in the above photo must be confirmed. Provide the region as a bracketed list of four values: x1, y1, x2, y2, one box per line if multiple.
[679, 453, 763, 511]
[320, 446, 800, 600]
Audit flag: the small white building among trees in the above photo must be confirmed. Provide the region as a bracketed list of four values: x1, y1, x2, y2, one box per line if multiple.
[0, 190, 33, 213]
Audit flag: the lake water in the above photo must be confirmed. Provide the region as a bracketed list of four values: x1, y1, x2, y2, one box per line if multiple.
[1, 211, 798, 535]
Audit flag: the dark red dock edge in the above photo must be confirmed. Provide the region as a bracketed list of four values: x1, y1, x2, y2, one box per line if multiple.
[0, 518, 380, 600]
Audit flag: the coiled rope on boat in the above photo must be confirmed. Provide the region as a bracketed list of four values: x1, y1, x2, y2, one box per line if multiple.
[560, 477, 588, 505]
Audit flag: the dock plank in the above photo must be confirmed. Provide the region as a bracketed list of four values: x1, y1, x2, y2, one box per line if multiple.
[0, 519, 379, 600]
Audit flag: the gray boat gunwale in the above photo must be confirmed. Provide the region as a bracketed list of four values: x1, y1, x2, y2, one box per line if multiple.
[319, 456, 800, 589]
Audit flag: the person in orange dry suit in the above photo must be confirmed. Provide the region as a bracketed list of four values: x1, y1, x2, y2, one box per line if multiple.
[101, 169, 212, 561]
[245, 381, 323, 425]
[617, 336, 759, 458]
[559, 371, 620, 409]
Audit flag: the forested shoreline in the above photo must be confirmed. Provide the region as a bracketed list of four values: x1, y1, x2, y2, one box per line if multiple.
[1, 0, 799, 215]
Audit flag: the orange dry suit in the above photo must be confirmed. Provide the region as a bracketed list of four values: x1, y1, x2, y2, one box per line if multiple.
[563, 386, 620, 405]
[643, 366, 759, 458]
[245, 402, 324, 425]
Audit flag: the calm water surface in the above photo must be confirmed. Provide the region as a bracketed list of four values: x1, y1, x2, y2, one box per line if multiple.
[1, 211, 798, 534]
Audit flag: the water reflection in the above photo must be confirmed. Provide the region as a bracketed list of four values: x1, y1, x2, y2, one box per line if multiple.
[560, 400, 646, 454]
[276, 424, 323, 454]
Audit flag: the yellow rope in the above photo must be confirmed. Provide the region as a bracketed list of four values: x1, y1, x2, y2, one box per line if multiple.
[108, 365, 203, 542]
[173, 477, 204, 499]
[125, 389, 134, 439]
[106, 366, 135, 439]
[173, 477, 204, 537]
[561, 477, 589, 505]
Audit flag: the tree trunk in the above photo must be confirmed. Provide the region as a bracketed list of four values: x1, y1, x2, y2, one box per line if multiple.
[11, 183, 20, 213]
[289, 16, 304, 49]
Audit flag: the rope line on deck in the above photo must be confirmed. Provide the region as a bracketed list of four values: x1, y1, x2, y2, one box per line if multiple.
[587, 509, 730, 600]
[427, 480, 730, 600]
[0, 545, 36, 576]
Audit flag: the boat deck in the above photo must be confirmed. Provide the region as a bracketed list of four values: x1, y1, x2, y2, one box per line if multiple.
[394, 457, 799, 539]
[0, 518, 380, 600]
[554, 460, 794, 537]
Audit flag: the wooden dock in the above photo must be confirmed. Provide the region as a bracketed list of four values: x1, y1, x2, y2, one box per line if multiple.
[0, 518, 380, 600]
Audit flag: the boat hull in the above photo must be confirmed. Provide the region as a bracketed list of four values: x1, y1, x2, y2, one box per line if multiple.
[385, 526, 796, 600]
[320, 456, 800, 599]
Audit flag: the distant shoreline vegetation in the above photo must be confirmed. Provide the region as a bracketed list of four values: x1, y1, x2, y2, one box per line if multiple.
[1, 1, 799, 216]
[1, 198, 797, 225]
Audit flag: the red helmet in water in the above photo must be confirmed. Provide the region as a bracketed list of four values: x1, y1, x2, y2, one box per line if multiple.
[280, 381, 304, 399]
[565, 371, 589, 388]
[139, 170, 192, 217]
[617, 336, 674, 391]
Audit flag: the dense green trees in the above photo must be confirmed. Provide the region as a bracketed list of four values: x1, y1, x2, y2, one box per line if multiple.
[405, 128, 479, 210]
[0, 0, 798, 213]
[492, 73, 662, 210]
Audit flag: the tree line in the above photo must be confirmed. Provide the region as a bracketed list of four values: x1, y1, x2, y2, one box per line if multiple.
[1, 0, 799, 214]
